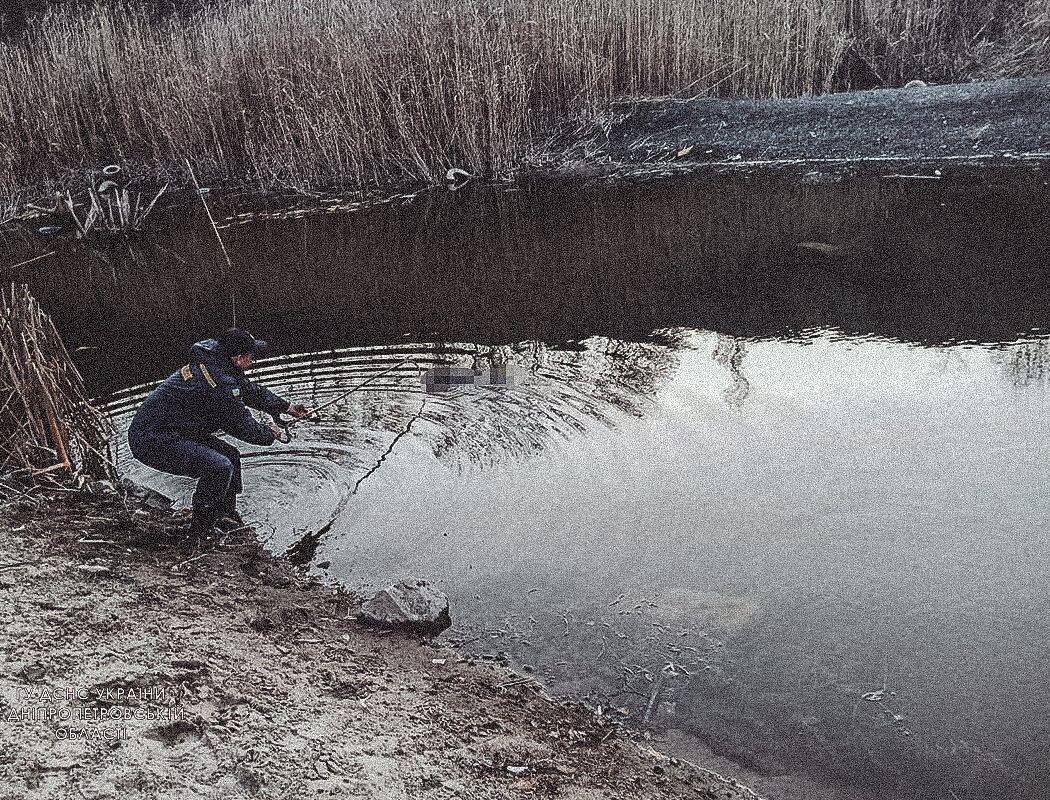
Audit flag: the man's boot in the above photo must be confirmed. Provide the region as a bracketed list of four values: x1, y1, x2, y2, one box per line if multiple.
[216, 495, 244, 530]
[187, 507, 221, 539]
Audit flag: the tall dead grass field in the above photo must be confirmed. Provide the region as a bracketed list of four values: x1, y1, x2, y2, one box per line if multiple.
[0, 0, 1046, 195]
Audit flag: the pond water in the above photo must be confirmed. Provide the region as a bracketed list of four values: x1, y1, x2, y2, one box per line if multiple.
[5, 172, 1050, 800]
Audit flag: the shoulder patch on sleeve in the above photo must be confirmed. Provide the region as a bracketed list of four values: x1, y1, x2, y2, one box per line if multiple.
[231, 387, 241, 398]
[198, 363, 218, 388]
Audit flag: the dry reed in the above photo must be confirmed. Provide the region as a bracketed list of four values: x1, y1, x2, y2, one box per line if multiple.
[0, 0, 1042, 196]
[0, 283, 115, 481]
[71, 181, 168, 237]
[0, 198, 16, 226]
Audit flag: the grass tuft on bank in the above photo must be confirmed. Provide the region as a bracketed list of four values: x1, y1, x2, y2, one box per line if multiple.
[0, 0, 1046, 196]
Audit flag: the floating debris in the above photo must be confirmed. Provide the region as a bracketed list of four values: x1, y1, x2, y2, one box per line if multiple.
[446, 167, 472, 191]
[796, 241, 842, 256]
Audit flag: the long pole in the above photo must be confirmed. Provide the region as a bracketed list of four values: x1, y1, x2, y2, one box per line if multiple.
[6, 251, 57, 270]
[185, 160, 237, 328]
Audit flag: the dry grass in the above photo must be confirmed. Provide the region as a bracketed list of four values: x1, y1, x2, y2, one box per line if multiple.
[0, 283, 115, 480]
[986, 0, 1050, 77]
[71, 181, 169, 237]
[847, 0, 1041, 85]
[0, 0, 1043, 195]
[0, 194, 18, 226]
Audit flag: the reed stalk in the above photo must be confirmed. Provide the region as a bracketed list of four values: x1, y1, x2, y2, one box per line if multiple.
[0, 283, 115, 481]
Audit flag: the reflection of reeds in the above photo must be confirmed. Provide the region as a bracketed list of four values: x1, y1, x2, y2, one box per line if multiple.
[0, 0, 1038, 195]
[712, 334, 751, 408]
[420, 337, 680, 468]
[0, 284, 114, 480]
[994, 339, 1050, 387]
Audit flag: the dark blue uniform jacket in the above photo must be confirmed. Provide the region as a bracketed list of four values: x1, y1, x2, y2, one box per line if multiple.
[129, 339, 289, 446]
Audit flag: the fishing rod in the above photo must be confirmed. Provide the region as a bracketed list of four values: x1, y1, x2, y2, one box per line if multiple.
[272, 355, 420, 443]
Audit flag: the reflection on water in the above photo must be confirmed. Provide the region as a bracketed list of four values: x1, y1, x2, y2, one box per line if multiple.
[307, 330, 1050, 800]
[5, 173, 1050, 397]
[994, 339, 1049, 387]
[712, 334, 751, 407]
[9, 171, 1050, 800]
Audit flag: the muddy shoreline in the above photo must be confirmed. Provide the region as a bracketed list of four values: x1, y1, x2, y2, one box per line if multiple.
[0, 485, 758, 800]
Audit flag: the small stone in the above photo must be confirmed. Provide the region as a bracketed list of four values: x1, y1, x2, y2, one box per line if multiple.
[507, 766, 528, 777]
[76, 565, 111, 574]
[118, 478, 174, 509]
[22, 661, 49, 681]
[86, 480, 118, 496]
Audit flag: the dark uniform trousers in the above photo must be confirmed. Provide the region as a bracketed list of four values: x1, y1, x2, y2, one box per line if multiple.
[129, 432, 242, 515]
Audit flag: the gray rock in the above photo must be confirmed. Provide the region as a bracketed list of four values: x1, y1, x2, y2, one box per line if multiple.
[85, 479, 119, 497]
[358, 580, 451, 635]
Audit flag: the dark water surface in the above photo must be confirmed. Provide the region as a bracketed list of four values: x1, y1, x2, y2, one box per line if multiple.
[5, 173, 1050, 800]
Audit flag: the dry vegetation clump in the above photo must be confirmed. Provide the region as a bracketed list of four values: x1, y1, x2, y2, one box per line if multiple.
[0, 283, 114, 481]
[70, 179, 168, 237]
[847, 0, 1049, 85]
[0, 0, 1044, 195]
[986, 0, 1050, 77]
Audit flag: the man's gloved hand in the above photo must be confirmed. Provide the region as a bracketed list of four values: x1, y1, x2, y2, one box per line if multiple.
[288, 403, 309, 418]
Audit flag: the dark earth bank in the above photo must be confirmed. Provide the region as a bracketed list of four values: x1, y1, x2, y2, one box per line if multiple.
[539, 75, 1050, 180]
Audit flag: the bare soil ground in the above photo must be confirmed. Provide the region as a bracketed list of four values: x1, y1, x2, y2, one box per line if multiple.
[540, 76, 1050, 180]
[0, 487, 758, 800]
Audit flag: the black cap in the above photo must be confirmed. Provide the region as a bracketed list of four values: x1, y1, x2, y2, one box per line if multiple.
[218, 327, 268, 357]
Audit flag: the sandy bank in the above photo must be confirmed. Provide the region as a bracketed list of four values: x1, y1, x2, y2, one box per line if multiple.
[0, 486, 758, 800]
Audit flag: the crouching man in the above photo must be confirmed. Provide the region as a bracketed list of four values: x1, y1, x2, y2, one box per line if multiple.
[128, 328, 308, 537]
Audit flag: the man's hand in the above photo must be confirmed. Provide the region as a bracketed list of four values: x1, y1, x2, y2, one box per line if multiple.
[267, 422, 283, 438]
[288, 403, 310, 418]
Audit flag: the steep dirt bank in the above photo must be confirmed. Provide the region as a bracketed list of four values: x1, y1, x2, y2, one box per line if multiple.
[538, 75, 1050, 180]
[0, 486, 758, 800]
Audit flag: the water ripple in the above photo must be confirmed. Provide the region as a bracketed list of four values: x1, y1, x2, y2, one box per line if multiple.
[101, 337, 681, 547]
